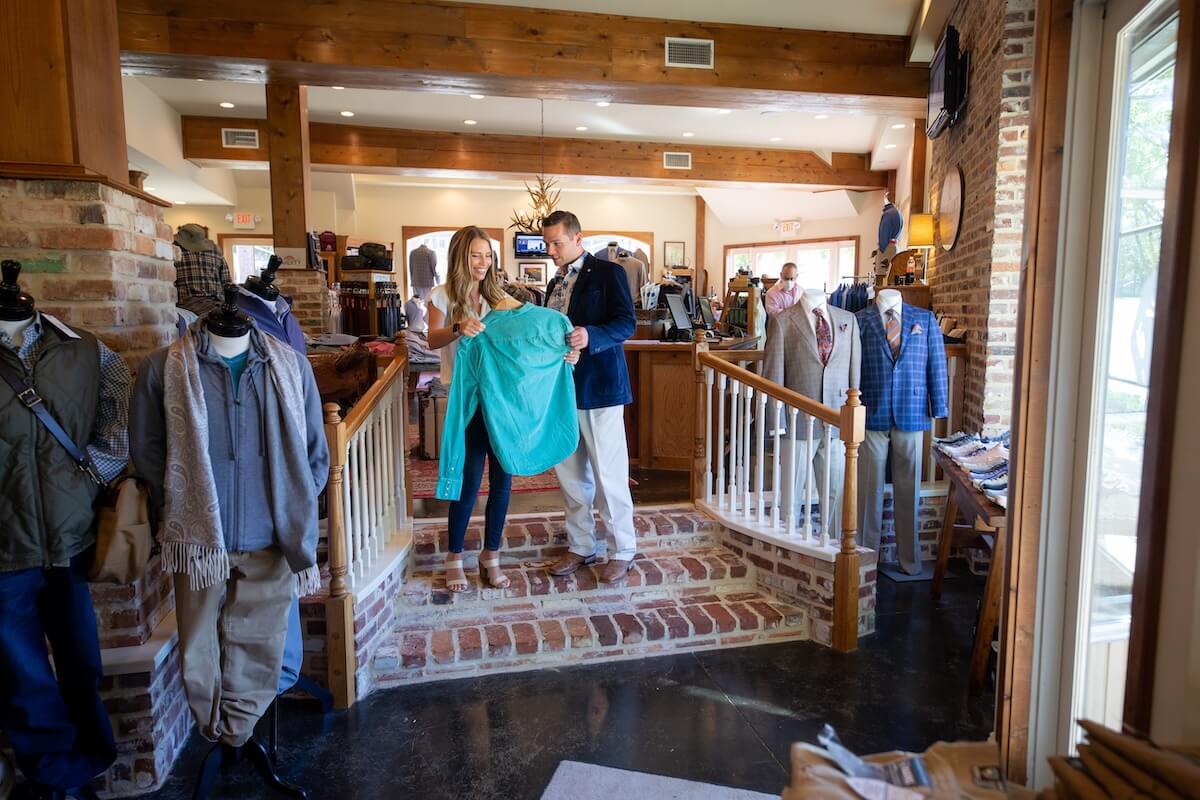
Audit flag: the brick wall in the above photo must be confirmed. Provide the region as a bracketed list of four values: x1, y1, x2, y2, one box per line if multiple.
[927, 0, 1034, 435]
[90, 558, 173, 649]
[275, 267, 329, 336]
[0, 180, 176, 366]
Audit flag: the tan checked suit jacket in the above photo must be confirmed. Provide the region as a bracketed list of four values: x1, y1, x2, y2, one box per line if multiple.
[763, 301, 861, 434]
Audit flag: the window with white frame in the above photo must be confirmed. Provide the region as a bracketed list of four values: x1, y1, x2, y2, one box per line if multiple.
[725, 238, 858, 291]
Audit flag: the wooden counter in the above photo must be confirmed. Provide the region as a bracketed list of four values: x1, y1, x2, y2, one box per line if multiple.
[624, 338, 759, 471]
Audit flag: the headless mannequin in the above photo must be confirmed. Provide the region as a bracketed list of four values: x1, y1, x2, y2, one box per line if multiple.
[800, 288, 826, 328]
[0, 260, 36, 348]
[244, 255, 282, 318]
[190, 285, 307, 800]
[877, 288, 902, 322]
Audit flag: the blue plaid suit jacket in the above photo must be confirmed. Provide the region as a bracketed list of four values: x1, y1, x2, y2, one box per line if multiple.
[855, 304, 948, 432]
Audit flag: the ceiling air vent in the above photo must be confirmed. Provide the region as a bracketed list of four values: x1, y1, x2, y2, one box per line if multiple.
[663, 151, 693, 170]
[221, 128, 260, 149]
[665, 37, 715, 69]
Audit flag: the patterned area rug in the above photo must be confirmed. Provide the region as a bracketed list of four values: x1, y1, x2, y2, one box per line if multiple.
[408, 449, 561, 499]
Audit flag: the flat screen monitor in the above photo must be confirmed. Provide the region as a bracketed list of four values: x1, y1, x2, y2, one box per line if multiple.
[698, 297, 717, 329]
[514, 233, 548, 258]
[665, 293, 693, 332]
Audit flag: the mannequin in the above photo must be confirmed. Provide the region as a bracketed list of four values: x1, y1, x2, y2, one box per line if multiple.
[855, 290, 948, 576]
[235, 255, 307, 355]
[0, 259, 127, 800]
[409, 243, 438, 299]
[131, 285, 328, 799]
[763, 286, 861, 540]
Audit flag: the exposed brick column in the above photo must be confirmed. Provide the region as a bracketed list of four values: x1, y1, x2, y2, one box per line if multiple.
[0, 179, 176, 365]
[927, 0, 1035, 435]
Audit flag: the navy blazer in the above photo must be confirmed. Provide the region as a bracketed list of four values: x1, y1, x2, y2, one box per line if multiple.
[565, 253, 635, 409]
[855, 303, 948, 432]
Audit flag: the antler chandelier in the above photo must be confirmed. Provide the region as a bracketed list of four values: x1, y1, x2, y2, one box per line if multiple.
[509, 99, 561, 233]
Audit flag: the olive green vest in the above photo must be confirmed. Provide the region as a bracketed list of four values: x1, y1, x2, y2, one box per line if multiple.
[0, 320, 102, 571]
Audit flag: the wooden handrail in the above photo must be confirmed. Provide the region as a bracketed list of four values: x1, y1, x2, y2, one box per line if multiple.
[342, 353, 407, 435]
[699, 351, 841, 427]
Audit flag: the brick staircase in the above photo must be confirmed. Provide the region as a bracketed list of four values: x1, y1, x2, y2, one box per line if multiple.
[365, 505, 810, 689]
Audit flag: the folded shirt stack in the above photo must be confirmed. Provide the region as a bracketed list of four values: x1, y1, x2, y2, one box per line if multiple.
[935, 430, 1012, 509]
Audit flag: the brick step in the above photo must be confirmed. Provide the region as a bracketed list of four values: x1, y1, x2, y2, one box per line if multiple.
[370, 587, 809, 688]
[412, 507, 718, 569]
[396, 546, 756, 629]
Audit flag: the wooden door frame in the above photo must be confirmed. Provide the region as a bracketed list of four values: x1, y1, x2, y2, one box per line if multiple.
[1002, 0, 1199, 781]
[1122, 0, 1199, 737]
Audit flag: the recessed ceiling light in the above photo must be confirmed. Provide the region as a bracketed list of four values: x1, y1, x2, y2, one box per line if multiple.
[470, 94, 485, 100]
[576, 126, 588, 131]
[175, 200, 188, 205]
[332, 86, 345, 90]
[815, 114, 829, 120]
[885, 143, 897, 149]
[718, 109, 733, 115]
[195, 79, 205, 82]
[464, 119, 477, 125]
[596, 101, 611, 107]
[340, 110, 355, 117]
[891, 123, 908, 129]
[145, 186, 157, 192]
[769, 136, 782, 142]
[219, 102, 235, 109]
[682, 132, 695, 137]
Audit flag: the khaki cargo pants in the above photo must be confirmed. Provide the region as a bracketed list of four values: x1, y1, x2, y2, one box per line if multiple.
[173, 548, 293, 747]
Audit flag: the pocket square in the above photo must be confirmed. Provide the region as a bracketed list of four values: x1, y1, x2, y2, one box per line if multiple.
[838, 323, 848, 332]
[911, 323, 923, 334]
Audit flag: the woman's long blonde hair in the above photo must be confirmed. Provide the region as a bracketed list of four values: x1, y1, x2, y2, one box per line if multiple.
[444, 226, 508, 324]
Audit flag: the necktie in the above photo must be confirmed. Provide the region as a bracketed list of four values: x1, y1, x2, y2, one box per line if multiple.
[886, 309, 901, 358]
[813, 307, 832, 366]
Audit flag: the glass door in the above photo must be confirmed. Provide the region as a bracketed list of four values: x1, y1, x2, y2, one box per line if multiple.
[1068, 0, 1179, 740]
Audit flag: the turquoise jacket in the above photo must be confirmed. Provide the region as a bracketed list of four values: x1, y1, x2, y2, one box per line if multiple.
[436, 303, 579, 500]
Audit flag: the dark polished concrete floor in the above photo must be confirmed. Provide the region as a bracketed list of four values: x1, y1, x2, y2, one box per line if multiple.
[412, 468, 692, 518]
[145, 562, 993, 800]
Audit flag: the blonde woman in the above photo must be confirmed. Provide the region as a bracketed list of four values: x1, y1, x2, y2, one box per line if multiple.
[426, 226, 578, 592]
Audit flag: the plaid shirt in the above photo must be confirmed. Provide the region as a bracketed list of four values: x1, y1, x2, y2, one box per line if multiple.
[0, 314, 131, 483]
[174, 248, 232, 315]
[545, 253, 586, 314]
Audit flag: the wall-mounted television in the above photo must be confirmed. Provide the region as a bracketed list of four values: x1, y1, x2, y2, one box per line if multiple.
[513, 233, 548, 259]
[927, 26, 970, 140]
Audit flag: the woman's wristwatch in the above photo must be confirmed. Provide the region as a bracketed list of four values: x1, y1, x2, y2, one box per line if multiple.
[452, 322, 461, 335]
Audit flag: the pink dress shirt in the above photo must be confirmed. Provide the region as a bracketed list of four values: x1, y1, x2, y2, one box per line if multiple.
[765, 282, 802, 315]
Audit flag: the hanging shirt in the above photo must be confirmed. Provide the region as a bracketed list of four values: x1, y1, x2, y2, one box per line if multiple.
[436, 303, 578, 500]
[428, 284, 492, 386]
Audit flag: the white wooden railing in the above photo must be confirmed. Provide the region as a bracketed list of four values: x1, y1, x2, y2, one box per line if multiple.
[324, 356, 410, 596]
[692, 347, 867, 652]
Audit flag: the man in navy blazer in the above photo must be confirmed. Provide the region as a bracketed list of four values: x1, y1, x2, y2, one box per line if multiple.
[541, 211, 638, 582]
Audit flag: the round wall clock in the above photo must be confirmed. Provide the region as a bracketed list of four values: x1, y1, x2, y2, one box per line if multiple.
[937, 165, 964, 251]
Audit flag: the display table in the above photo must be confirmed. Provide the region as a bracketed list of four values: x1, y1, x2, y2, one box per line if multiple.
[930, 448, 1008, 693]
[624, 337, 759, 471]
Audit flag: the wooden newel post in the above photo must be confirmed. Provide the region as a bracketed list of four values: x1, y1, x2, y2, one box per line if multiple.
[691, 339, 711, 504]
[322, 402, 357, 708]
[834, 388, 867, 652]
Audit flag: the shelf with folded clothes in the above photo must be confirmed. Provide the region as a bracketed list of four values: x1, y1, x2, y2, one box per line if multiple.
[934, 430, 1012, 509]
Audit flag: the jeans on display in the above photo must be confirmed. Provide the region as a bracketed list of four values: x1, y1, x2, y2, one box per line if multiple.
[447, 409, 512, 553]
[0, 554, 116, 790]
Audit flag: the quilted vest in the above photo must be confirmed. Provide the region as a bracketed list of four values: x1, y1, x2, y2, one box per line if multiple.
[0, 321, 102, 571]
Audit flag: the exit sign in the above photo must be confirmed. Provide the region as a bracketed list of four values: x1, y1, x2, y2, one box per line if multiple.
[233, 212, 257, 230]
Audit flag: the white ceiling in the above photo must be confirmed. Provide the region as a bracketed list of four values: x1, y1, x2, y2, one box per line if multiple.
[135, 77, 894, 154]
[465, 0, 923, 36]
[698, 187, 874, 228]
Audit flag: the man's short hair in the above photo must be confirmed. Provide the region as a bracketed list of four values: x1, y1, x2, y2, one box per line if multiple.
[781, 262, 798, 275]
[541, 210, 581, 236]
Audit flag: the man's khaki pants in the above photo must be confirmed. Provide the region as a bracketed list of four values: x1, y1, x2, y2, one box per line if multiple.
[173, 548, 292, 747]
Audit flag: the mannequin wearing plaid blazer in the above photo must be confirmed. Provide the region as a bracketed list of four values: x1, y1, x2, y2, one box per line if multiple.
[763, 294, 861, 538]
[855, 295, 948, 575]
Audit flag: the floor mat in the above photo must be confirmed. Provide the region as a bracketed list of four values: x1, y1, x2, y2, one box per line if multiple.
[540, 761, 778, 800]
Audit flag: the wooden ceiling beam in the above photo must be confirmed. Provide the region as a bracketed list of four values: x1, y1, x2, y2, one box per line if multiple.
[182, 116, 890, 189]
[117, 0, 928, 115]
